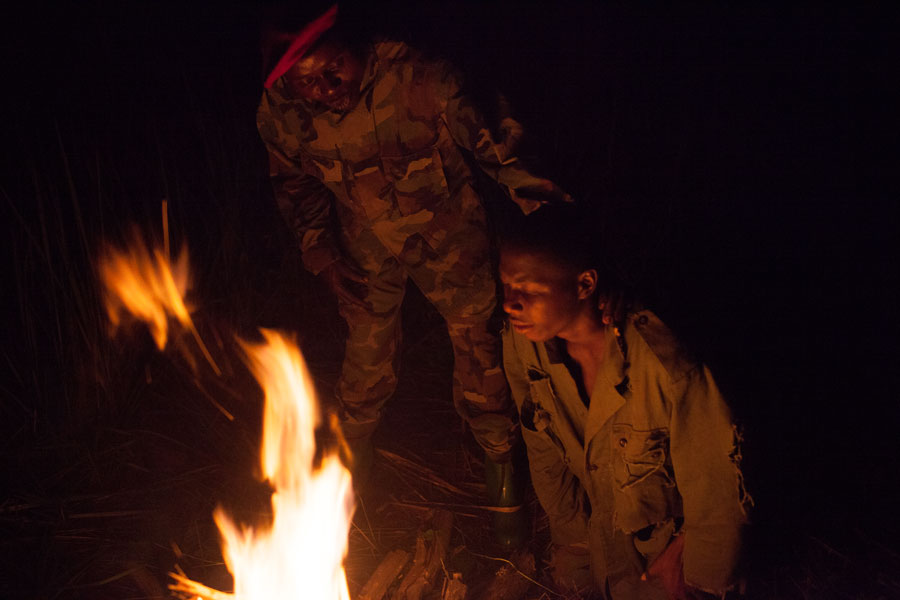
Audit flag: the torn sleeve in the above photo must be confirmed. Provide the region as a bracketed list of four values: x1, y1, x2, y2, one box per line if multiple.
[668, 366, 751, 594]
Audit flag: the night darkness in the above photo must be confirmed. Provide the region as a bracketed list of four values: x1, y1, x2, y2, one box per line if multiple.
[2, 2, 898, 599]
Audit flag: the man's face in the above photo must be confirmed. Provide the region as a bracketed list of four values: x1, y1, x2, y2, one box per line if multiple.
[283, 40, 364, 112]
[499, 247, 585, 343]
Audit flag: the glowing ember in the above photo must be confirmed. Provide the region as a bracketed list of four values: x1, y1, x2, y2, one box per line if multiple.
[98, 232, 193, 350]
[170, 329, 354, 600]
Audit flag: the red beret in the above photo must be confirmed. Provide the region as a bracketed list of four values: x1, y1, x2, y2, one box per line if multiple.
[264, 4, 338, 89]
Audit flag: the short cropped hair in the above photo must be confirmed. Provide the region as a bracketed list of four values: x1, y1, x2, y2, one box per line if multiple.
[499, 203, 605, 277]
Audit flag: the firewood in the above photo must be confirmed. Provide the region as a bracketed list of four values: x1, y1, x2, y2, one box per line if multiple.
[440, 573, 467, 600]
[394, 509, 454, 600]
[357, 549, 410, 600]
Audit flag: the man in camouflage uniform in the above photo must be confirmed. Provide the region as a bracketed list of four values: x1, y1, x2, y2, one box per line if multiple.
[256, 5, 568, 492]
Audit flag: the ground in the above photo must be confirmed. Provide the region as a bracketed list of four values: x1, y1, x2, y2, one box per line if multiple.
[2, 259, 899, 599]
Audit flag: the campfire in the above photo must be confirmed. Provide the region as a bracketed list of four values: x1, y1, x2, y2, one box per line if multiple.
[97, 229, 536, 600]
[99, 234, 355, 600]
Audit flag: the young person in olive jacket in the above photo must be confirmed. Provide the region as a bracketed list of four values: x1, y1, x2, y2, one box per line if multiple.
[500, 206, 752, 598]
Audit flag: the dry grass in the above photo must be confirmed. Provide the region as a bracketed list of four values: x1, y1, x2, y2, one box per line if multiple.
[4, 141, 900, 599]
[7, 171, 877, 600]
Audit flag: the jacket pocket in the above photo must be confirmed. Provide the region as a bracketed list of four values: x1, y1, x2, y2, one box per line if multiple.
[381, 146, 450, 216]
[611, 423, 681, 533]
[611, 423, 672, 489]
[302, 153, 344, 184]
[520, 371, 569, 464]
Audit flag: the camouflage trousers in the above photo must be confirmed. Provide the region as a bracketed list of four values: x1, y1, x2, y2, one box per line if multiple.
[334, 217, 517, 462]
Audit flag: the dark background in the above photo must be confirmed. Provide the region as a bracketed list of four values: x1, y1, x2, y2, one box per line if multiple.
[2, 1, 898, 598]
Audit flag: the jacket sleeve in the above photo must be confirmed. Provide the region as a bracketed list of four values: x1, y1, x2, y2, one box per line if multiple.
[668, 365, 750, 594]
[502, 328, 589, 546]
[257, 95, 342, 275]
[433, 62, 571, 214]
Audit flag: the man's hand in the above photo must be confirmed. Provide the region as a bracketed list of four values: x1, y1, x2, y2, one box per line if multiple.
[642, 534, 727, 600]
[643, 533, 687, 599]
[320, 259, 370, 310]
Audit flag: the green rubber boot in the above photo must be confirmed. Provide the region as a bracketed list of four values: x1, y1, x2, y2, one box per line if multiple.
[484, 456, 528, 549]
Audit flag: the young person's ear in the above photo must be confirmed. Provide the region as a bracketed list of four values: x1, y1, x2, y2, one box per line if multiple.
[576, 269, 598, 300]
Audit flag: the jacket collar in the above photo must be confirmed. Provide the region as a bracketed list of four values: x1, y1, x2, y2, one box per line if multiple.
[543, 327, 628, 385]
[584, 324, 630, 443]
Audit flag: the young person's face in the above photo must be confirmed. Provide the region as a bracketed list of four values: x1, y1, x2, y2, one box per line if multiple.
[284, 39, 364, 112]
[499, 247, 588, 343]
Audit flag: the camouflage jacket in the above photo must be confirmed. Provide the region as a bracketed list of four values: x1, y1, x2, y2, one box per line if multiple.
[257, 40, 568, 274]
[503, 310, 752, 596]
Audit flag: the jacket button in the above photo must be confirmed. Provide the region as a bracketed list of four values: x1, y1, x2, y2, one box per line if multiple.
[637, 315, 649, 326]
[618, 438, 628, 448]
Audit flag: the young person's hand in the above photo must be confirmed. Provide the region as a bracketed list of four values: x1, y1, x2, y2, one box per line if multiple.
[320, 259, 370, 310]
[643, 533, 686, 599]
[643, 534, 730, 600]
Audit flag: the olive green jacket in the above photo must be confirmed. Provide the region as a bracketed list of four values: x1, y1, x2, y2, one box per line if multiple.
[503, 310, 751, 595]
[257, 40, 567, 274]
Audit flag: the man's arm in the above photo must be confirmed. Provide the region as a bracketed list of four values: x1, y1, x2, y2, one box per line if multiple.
[669, 365, 751, 595]
[261, 139, 372, 309]
[502, 328, 589, 546]
[433, 62, 571, 213]
[257, 96, 341, 276]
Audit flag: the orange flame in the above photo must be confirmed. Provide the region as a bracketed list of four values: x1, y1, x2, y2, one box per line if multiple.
[98, 232, 353, 597]
[170, 329, 354, 600]
[98, 231, 221, 376]
[98, 233, 192, 350]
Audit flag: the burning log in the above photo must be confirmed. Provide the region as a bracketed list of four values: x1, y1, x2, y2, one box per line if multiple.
[440, 573, 467, 600]
[357, 514, 539, 600]
[393, 509, 454, 600]
[357, 549, 410, 600]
